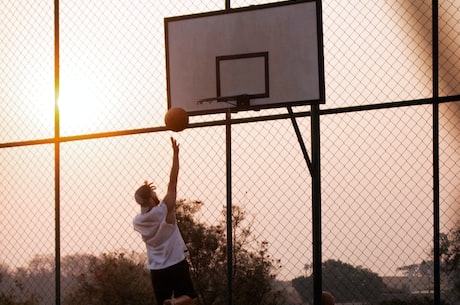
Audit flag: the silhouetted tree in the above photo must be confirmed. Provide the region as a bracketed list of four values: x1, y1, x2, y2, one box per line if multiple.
[0, 263, 39, 305]
[292, 259, 385, 304]
[176, 200, 286, 305]
[63, 252, 154, 305]
[439, 222, 460, 302]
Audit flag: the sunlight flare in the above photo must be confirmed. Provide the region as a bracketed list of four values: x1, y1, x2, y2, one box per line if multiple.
[58, 73, 102, 133]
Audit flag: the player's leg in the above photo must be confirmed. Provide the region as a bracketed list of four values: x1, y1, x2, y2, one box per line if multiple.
[151, 269, 173, 305]
[167, 260, 197, 305]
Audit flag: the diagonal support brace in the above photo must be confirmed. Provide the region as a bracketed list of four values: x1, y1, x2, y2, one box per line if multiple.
[287, 106, 313, 176]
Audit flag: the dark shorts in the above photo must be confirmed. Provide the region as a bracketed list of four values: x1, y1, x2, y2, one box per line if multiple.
[150, 259, 197, 304]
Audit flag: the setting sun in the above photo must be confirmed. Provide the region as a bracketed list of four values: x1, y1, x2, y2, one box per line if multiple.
[58, 73, 103, 134]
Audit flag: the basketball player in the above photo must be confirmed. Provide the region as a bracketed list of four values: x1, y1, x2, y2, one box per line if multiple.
[133, 137, 197, 305]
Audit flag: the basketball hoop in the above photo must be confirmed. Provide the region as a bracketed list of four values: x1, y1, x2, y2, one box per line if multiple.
[197, 94, 250, 108]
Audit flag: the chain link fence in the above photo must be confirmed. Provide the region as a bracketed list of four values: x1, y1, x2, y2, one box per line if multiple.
[1, 1, 459, 304]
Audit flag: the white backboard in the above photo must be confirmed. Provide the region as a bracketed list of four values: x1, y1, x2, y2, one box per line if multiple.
[165, 0, 324, 115]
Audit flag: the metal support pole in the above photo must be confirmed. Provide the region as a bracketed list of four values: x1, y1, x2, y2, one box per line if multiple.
[432, 0, 441, 303]
[288, 105, 321, 304]
[311, 104, 322, 305]
[226, 109, 233, 305]
[54, 0, 61, 304]
[312, 0, 324, 302]
[225, 0, 232, 303]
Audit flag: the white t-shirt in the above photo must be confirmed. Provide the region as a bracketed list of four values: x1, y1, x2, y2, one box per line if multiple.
[133, 202, 187, 270]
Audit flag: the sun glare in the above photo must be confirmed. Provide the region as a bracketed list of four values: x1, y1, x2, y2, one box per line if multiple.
[58, 73, 102, 133]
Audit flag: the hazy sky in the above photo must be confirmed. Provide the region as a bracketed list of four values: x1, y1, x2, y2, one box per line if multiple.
[1, 0, 459, 281]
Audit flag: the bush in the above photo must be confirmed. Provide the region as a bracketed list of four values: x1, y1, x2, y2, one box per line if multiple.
[63, 252, 154, 305]
[0, 266, 39, 305]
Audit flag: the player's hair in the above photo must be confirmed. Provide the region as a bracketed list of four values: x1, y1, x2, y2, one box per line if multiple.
[134, 181, 156, 205]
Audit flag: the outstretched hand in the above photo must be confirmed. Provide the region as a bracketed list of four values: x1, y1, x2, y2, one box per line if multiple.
[171, 137, 180, 156]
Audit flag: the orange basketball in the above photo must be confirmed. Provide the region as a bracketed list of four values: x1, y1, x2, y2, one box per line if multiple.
[322, 291, 335, 305]
[164, 107, 189, 132]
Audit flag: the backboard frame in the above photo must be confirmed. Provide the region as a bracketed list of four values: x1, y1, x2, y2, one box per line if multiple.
[165, 0, 325, 116]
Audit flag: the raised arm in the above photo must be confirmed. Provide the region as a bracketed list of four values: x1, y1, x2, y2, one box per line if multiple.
[163, 137, 180, 224]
